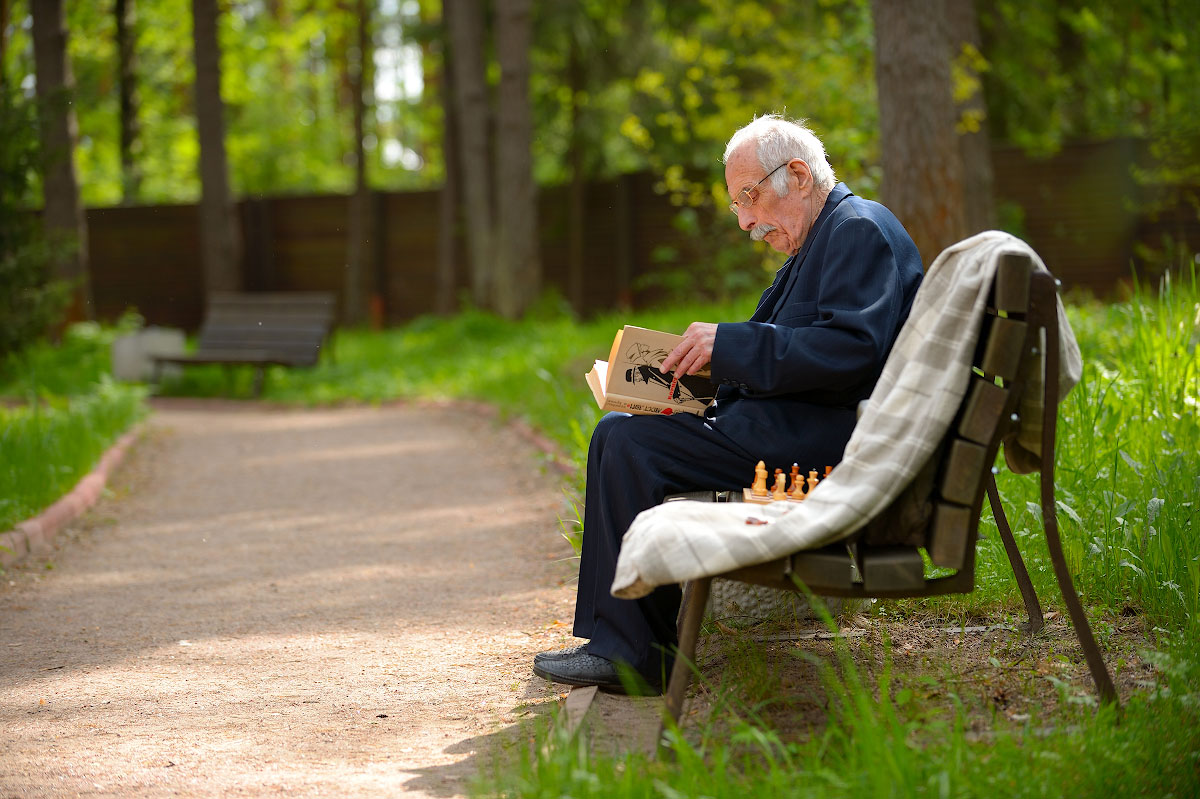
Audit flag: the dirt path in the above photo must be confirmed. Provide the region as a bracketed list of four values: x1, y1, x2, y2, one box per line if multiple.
[0, 401, 579, 798]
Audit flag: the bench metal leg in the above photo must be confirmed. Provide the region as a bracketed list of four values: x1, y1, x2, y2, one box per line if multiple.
[660, 577, 711, 752]
[1037, 281, 1118, 705]
[1040, 472, 1117, 704]
[987, 476, 1044, 634]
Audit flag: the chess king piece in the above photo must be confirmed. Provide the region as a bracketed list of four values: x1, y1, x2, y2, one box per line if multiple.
[772, 469, 787, 500]
[751, 460, 769, 497]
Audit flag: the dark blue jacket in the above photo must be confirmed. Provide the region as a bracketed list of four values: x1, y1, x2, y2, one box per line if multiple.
[705, 183, 923, 462]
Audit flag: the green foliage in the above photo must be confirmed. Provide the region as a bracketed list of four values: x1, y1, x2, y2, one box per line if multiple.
[475, 631, 1200, 798]
[0, 319, 148, 531]
[958, 271, 1200, 633]
[981, 1, 1200, 151]
[0, 85, 69, 360]
[0, 314, 143, 397]
[584, 0, 879, 303]
[0, 378, 147, 532]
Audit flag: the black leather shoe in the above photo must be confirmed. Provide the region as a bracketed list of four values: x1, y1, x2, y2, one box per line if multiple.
[533, 643, 588, 664]
[532, 651, 661, 695]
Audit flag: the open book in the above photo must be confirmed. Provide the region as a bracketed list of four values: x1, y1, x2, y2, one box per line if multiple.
[585, 325, 717, 416]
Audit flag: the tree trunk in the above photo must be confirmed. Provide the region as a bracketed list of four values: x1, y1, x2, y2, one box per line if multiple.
[192, 0, 240, 293]
[946, 0, 995, 234]
[31, 0, 92, 320]
[1, 0, 12, 92]
[446, 0, 493, 308]
[116, 0, 142, 203]
[493, 0, 538, 318]
[435, 0, 460, 315]
[344, 0, 372, 325]
[566, 44, 585, 314]
[871, 0, 966, 266]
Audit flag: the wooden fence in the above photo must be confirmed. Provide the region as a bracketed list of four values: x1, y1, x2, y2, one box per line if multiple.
[86, 140, 1197, 330]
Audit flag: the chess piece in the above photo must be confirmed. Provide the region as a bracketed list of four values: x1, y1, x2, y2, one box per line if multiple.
[772, 469, 787, 500]
[751, 460, 769, 497]
[825, 465, 833, 478]
[788, 463, 805, 499]
[807, 470, 820, 495]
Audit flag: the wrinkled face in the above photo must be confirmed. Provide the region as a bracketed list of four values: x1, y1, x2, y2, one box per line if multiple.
[724, 144, 815, 256]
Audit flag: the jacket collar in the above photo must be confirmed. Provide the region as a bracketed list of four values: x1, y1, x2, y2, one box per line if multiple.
[793, 182, 851, 261]
[763, 183, 853, 316]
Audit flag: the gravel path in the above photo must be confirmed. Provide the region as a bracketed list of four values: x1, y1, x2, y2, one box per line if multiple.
[0, 401, 579, 797]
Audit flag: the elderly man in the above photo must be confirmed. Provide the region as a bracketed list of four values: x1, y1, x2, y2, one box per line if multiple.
[534, 115, 924, 692]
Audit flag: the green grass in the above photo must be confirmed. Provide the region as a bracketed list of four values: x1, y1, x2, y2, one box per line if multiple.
[956, 270, 1200, 632]
[0, 320, 148, 532]
[477, 630, 1200, 798]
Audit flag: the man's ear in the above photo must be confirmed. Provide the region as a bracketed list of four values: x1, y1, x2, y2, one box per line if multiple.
[788, 158, 812, 191]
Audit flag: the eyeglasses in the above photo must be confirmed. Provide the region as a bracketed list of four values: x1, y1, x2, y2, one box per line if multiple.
[729, 161, 790, 214]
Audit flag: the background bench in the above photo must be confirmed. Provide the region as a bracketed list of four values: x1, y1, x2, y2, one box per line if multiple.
[153, 292, 336, 396]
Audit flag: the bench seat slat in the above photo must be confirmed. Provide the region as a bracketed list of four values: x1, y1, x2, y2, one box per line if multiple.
[958, 377, 1010, 445]
[860, 546, 925, 592]
[928, 502, 973, 570]
[939, 439, 989, 505]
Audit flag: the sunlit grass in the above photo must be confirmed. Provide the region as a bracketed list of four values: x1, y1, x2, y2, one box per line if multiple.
[958, 270, 1200, 633]
[476, 616, 1200, 799]
[0, 320, 148, 531]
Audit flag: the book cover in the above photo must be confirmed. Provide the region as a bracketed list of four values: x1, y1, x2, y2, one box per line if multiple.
[584, 326, 717, 416]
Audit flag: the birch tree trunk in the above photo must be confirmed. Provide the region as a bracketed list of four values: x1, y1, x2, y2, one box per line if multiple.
[192, 0, 241, 293]
[871, 0, 966, 266]
[493, 0, 539, 318]
[31, 0, 92, 320]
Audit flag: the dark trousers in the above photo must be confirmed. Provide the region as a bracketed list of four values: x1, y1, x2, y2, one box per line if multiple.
[574, 409, 856, 681]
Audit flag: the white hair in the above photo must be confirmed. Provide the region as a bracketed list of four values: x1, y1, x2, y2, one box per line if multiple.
[723, 114, 837, 195]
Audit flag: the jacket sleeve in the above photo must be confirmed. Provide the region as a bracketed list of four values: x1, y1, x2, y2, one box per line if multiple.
[709, 215, 909, 397]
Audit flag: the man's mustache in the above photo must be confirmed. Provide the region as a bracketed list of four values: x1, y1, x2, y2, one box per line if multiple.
[750, 224, 776, 242]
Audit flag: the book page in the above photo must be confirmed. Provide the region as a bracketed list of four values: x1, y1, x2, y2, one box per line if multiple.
[607, 326, 716, 412]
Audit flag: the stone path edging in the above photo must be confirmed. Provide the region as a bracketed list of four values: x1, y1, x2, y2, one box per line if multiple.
[0, 423, 146, 569]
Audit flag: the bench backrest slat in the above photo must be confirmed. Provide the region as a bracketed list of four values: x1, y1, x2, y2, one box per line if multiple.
[194, 292, 335, 365]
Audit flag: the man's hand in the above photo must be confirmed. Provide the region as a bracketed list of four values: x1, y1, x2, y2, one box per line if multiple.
[660, 322, 718, 376]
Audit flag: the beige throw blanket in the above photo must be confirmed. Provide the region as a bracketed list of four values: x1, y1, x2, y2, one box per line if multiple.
[611, 231, 1082, 600]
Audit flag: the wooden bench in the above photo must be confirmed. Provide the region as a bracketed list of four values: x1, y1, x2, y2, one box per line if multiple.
[662, 254, 1117, 732]
[153, 292, 336, 396]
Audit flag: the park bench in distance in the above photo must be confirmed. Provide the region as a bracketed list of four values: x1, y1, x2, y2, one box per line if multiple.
[153, 292, 336, 397]
[660, 249, 1117, 736]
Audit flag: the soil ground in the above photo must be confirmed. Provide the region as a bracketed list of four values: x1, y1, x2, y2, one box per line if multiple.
[0, 401, 580, 798]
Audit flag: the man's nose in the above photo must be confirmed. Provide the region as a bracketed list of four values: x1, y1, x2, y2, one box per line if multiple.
[735, 205, 756, 232]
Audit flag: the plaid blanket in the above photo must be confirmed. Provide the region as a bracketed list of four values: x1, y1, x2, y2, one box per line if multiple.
[611, 231, 1082, 600]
